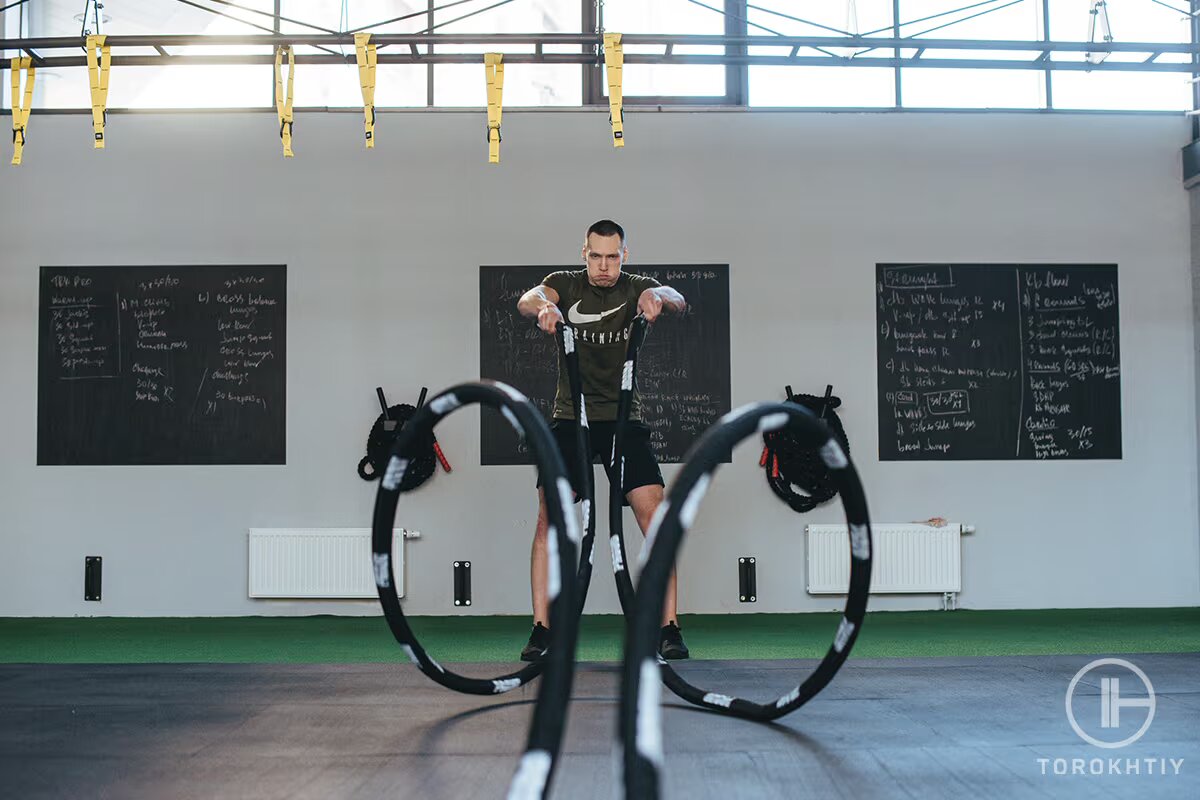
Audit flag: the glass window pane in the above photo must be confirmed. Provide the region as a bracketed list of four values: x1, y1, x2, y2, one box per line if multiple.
[893, 1, 1046, 108]
[604, 0, 723, 33]
[747, 2, 894, 106]
[431, 0, 581, 106]
[747, 0, 894, 51]
[903, 67, 1044, 108]
[7, 0, 275, 108]
[1047, 0, 1190, 46]
[1052, 71, 1190, 111]
[14, 67, 91, 110]
[50, 0, 276, 37]
[612, 65, 726, 97]
[750, 66, 895, 106]
[601, 0, 726, 96]
[897, 0, 1042, 42]
[280, 1, 428, 35]
[434, 63, 581, 106]
[292, 64, 428, 108]
[430, 0, 580, 47]
[12, 65, 273, 110]
[109, 65, 272, 108]
[280, 0, 429, 107]
[1046, 0, 1191, 110]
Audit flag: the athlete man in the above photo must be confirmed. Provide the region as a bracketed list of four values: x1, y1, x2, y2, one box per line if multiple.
[516, 219, 689, 661]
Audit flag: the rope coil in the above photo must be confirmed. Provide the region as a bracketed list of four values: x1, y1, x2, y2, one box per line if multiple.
[356, 402, 437, 490]
[761, 386, 850, 513]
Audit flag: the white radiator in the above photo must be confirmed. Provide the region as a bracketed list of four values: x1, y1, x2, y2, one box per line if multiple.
[806, 523, 963, 595]
[248, 528, 409, 599]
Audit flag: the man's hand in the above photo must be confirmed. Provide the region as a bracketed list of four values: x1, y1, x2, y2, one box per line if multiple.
[638, 288, 665, 323]
[537, 303, 565, 334]
[518, 285, 564, 334]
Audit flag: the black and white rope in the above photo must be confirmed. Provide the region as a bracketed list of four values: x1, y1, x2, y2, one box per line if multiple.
[357, 402, 437, 489]
[559, 324, 600, 608]
[763, 389, 850, 513]
[615, 403, 873, 798]
[371, 381, 581, 800]
[508, 323, 598, 800]
[606, 316, 647, 614]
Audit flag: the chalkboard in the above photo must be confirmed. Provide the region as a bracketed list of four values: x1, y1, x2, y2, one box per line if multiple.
[479, 265, 731, 466]
[38, 265, 286, 465]
[876, 264, 1121, 461]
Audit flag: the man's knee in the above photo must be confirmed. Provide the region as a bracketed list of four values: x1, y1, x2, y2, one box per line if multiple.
[627, 483, 664, 512]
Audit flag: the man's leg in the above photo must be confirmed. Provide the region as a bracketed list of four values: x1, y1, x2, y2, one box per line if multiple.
[531, 421, 580, 633]
[626, 483, 678, 626]
[521, 488, 554, 662]
[530, 488, 551, 627]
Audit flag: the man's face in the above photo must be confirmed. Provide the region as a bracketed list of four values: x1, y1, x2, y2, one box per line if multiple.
[582, 233, 627, 287]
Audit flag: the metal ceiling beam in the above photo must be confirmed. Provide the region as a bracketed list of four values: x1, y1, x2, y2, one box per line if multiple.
[0, 53, 1193, 73]
[0, 33, 1195, 55]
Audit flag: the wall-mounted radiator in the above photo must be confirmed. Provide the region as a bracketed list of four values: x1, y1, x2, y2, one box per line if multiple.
[806, 523, 965, 597]
[248, 528, 412, 599]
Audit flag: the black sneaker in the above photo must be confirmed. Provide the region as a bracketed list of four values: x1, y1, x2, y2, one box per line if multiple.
[520, 622, 550, 662]
[659, 622, 689, 660]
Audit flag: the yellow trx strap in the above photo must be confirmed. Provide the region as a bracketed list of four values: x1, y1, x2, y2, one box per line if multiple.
[484, 53, 504, 164]
[274, 45, 295, 157]
[604, 32, 624, 147]
[86, 35, 111, 149]
[355, 33, 377, 148]
[10, 57, 35, 165]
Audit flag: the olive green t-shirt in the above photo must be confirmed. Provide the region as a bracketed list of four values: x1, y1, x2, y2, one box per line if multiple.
[543, 269, 660, 421]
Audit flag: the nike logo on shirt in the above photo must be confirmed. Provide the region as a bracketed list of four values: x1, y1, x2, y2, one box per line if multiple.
[567, 300, 626, 325]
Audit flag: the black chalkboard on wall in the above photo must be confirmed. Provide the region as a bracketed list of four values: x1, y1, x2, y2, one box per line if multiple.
[479, 265, 731, 466]
[876, 263, 1120, 461]
[38, 265, 286, 465]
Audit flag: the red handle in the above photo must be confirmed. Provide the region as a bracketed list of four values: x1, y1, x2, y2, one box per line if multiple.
[433, 441, 452, 473]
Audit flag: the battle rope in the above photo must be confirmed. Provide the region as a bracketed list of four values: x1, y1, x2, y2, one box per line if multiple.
[358, 387, 451, 486]
[559, 324, 600, 608]
[371, 382, 581, 800]
[761, 385, 850, 513]
[613, 373, 874, 798]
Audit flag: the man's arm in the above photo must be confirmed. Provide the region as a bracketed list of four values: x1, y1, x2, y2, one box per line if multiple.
[637, 286, 686, 323]
[517, 284, 565, 334]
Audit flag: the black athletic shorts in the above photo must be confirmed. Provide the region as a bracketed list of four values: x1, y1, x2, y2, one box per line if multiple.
[536, 419, 665, 506]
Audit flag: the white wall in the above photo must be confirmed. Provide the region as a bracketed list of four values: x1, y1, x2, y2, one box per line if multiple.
[1, 110, 1196, 616]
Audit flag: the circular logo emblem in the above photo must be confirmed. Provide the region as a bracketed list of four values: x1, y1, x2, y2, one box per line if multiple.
[1065, 658, 1155, 749]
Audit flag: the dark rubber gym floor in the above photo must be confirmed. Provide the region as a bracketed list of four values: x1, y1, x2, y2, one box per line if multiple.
[3, 654, 1197, 799]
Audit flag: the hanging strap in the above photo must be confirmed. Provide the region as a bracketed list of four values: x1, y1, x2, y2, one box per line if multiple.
[86, 35, 110, 149]
[10, 57, 35, 165]
[603, 32, 624, 147]
[355, 33, 377, 148]
[1086, 0, 1113, 64]
[275, 45, 295, 157]
[484, 53, 504, 164]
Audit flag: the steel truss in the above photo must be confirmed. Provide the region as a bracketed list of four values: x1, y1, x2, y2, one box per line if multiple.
[1, 33, 1196, 73]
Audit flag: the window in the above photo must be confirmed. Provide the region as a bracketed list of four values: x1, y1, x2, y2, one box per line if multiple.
[902, 68, 1044, 109]
[431, 0, 582, 107]
[1048, 0, 1192, 111]
[747, 0, 895, 106]
[1, 0, 1193, 113]
[752, 66, 895, 107]
[5, 0, 274, 108]
[281, 1, 429, 108]
[898, 0, 1045, 109]
[600, 0, 728, 98]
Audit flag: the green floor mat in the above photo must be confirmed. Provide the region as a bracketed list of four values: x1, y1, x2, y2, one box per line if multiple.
[1, 607, 1197, 663]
